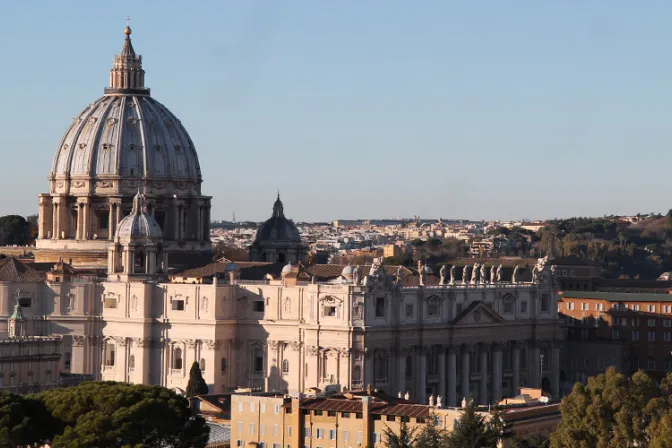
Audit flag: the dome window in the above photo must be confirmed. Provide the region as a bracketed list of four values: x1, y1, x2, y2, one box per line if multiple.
[175, 145, 181, 152]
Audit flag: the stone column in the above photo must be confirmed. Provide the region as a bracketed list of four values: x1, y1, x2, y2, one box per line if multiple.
[512, 342, 521, 396]
[397, 351, 406, 395]
[530, 341, 541, 389]
[116, 201, 122, 231]
[447, 347, 457, 407]
[75, 203, 82, 239]
[52, 200, 59, 239]
[196, 203, 203, 241]
[108, 203, 115, 239]
[438, 349, 446, 401]
[479, 344, 489, 405]
[551, 344, 560, 399]
[461, 346, 470, 402]
[418, 348, 427, 404]
[83, 199, 91, 239]
[491, 344, 503, 403]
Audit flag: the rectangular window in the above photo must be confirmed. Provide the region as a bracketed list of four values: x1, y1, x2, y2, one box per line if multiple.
[633, 330, 640, 341]
[275, 405, 281, 414]
[567, 303, 575, 310]
[427, 303, 439, 317]
[634, 304, 641, 311]
[316, 428, 324, 439]
[274, 424, 279, 436]
[581, 303, 588, 311]
[172, 299, 185, 311]
[287, 426, 292, 437]
[541, 294, 549, 312]
[250, 403, 255, 412]
[373, 433, 381, 443]
[665, 305, 671, 313]
[261, 403, 266, 413]
[357, 432, 363, 443]
[344, 430, 349, 442]
[250, 423, 255, 435]
[304, 427, 310, 438]
[520, 301, 528, 314]
[649, 358, 656, 369]
[503, 301, 514, 314]
[597, 303, 604, 311]
[253, 301, 265, 313]
[329, 429, 336, 440]
[664, 320, 672, 328]
[18, 297, 31, 308]
[649, 319, 657, 327]
[649, 305, 656, 312]
[260, 424, 265, 435]
[237, 441, 243, 447]
[633, 318, 640, 326]
[104, 297, 117, 309]
[375, 297, 385, 317]
[405, 304, 413, 317]
[323, 306, 336, 317]
[649, 331, 656, 342]
[612, 329, 620, 340]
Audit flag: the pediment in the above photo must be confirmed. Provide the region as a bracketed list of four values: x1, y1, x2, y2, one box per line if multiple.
[453, 301, 504, 326]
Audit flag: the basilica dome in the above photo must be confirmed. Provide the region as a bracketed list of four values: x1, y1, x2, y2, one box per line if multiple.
[49, 26, 201, 190]
[36, 26, 212, 269]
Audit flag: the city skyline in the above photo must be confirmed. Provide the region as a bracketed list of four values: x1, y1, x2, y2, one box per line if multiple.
[1, 1, 671, 221]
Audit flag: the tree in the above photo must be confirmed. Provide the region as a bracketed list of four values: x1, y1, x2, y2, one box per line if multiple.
[415, 413, 449, 448]
[383, 420, 416, 448]
[445, 401, 502, 448]
[0, 392, 54, 448]
[550, 368, 668, 447]
[37, 381, 209, 448]
[0, 215, 29, 245]
[186, 361, 210, 397]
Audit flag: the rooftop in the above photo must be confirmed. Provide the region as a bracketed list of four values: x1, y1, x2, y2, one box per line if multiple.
[561, 290, 672, 303]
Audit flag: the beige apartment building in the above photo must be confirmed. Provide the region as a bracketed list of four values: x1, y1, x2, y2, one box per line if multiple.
[228, 389, 560, 448]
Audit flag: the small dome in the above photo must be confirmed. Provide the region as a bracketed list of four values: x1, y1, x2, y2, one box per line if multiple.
[281, 263, 294, 274]
[341, 264, 354, 277]
[254, 194, 301, 243]
[116, 191, 163, 240]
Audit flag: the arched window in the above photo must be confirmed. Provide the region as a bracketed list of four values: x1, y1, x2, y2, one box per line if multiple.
[353, 365, 362, 381]
[104, 341, 115, 367]
[200, 358, 206, 372]
[221, 357, 227, 373]
[173, 347, 183, 370]
[129, 354, 135, 371]
[134, 251, 146, 274]
[282, 359, 289, 374]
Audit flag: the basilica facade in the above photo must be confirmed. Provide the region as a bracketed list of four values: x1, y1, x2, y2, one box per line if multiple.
[0, 27, 564, 404]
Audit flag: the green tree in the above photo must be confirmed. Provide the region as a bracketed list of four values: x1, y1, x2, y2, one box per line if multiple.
[186, 361, 210, 397]
[37, 381, 209, 448]
[383, 420, 417, 448]
[445, 401, 502, 448]
[0, 215, 29, 245]
[510, 434, 550, 448]
[415, 413, 449, 448]
[0, 392, 54, 448]
[550, 368, 668, 448]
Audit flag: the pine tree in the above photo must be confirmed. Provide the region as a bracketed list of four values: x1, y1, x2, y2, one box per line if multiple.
[383, 420, 416, 448]
[186, 361, 209, 397]
[415, 412, 449, 448]
[445, 400, 501, 448]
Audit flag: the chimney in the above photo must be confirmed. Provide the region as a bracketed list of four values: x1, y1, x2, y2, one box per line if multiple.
[362, 396, 372, 448]
[291, 394, 302, 448]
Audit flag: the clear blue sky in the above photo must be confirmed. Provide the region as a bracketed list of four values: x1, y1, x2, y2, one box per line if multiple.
[0, 1, 671, 222]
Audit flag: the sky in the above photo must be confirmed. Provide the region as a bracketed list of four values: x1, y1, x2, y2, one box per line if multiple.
[0, 1, 671, 222]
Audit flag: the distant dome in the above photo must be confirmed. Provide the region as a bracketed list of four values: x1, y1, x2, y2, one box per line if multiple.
[341, 264, 354, 277]
[281, 263, 294, 274]
[254, 195, 301, 243]
[116, 191, 163, 240]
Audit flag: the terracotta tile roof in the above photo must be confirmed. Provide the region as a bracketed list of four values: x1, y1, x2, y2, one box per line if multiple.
[292, 392, 431, 418]
[0, 257, 44, 282]
[171, 262, 284, 280]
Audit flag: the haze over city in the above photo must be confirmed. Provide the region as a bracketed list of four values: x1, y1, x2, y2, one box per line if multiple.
[1, 0, 672, 221]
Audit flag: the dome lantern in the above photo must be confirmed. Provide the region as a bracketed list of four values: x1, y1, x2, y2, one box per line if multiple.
[105, 25, 149, 95]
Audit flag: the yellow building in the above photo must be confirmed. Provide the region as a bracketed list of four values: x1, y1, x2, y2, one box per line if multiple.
[383, 245, 402, 258]
[229, 388, 560, 448]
